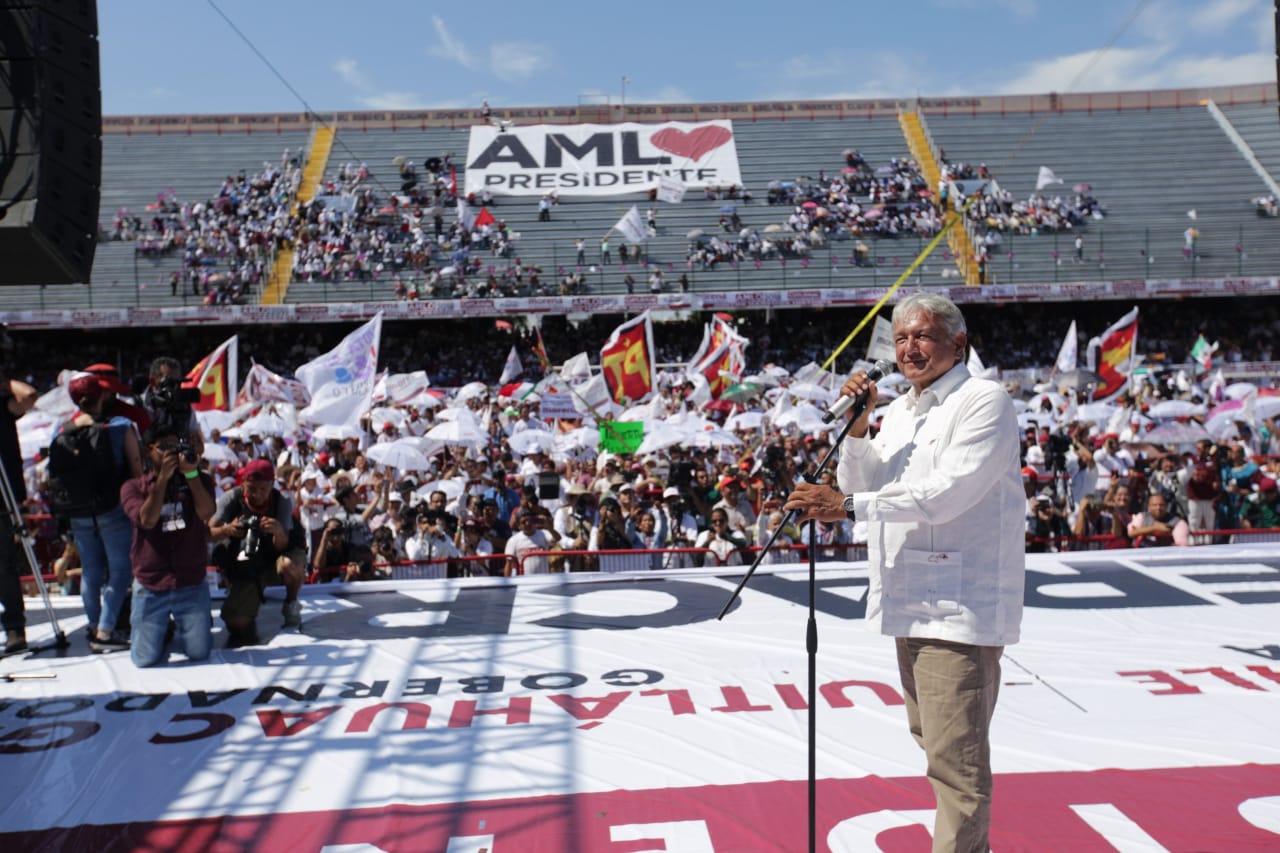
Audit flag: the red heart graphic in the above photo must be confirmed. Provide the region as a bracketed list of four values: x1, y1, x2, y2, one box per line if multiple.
[649, 126, 732, 162]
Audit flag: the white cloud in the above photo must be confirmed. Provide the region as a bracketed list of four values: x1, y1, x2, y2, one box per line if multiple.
[428, 16, 476, 69]
[360, 92, 429, 110]
[1191, 0, 1262, 31]
[998, 43, 1271, 95]
[333, 58, 369, 89]
[489, 42, 552, 81]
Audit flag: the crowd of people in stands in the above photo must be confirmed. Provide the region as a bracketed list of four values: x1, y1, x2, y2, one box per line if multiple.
[110, 151, 302, 303]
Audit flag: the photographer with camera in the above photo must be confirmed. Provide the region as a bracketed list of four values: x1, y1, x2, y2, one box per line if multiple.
[659, 486, 699, 569]
[552, 484, 595, 572]
[209, 459, 306, 646]
[141, 356, 205, 459]
[120, 422, 216, 667]
[313, 515, 375, 582]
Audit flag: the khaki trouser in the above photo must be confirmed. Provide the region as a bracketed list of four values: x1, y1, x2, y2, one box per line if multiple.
[896, 637, 1003, 853]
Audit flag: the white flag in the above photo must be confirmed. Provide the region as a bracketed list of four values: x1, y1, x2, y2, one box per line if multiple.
[296, 313, 383, 427]
[866, 315, 896, 363]
[559, 352, 592, 383]
[499, 345, 524, 385]
[1053, 320, 1078, 375]
[1036, 166, 1062, 191]
[1187, 209, 1198, 221]
[573, 373, 614, 416]
[656, 174, 686, 204]
[613, 205, 648, 244]
[967, 346, 986, 375]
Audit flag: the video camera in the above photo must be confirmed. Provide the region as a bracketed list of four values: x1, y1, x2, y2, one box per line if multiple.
[149, 375, 202, 439]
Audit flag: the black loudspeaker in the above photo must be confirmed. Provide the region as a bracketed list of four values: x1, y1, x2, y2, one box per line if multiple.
[0, 0, 100, 285]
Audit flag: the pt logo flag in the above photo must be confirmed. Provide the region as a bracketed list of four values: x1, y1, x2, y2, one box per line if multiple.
[185, 335, 238, 411]
[687, 314, 748, 399]
[600, 312, 655, 404]
[1086, 307, 1139, 401]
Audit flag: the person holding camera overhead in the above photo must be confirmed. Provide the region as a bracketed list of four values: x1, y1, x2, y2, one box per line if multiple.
[209, 459, 306, 646]
[140, 356, 205, 459]
[120, 422, 216, 666]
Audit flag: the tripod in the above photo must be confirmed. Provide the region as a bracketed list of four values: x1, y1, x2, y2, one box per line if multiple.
[0, 452, 68, 654]
[718, 399, 867, 853]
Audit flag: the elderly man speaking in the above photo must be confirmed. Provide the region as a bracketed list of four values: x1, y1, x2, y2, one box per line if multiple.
[785, 292, 1025, 853]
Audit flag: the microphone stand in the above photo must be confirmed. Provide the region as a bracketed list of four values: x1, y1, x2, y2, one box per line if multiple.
[717, 396, 870, 853]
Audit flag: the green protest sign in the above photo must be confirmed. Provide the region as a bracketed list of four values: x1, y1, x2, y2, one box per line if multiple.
[599, 420, 644, 454]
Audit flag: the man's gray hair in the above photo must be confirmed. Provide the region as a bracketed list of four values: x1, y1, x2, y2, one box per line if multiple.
[891, 292, 967, 338]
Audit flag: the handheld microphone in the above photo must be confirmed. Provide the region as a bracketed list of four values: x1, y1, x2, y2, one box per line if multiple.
[821, 359, 894, 423]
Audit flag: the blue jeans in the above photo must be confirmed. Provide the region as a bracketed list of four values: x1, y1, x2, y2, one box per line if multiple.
[71, 506, 133, 634]
[130, 580, 212, 667]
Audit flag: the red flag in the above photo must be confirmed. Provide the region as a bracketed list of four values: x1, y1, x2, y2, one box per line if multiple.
[473, 206, 495, 228]
[1086, 307, 1139, 401]
[532, 328, 551, 376]
[600, 313, 655, 404]
[185, 335, 238, 411]
[449, 165, 458, 197]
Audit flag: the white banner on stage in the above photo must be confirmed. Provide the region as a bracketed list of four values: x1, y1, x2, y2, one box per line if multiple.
[2, 544, 1279, 850]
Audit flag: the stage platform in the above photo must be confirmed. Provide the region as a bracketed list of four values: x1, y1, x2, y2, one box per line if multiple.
[1, 544, 1279, 851]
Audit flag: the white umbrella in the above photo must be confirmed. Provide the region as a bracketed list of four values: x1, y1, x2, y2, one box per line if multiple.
[1146, 400, 1206, 419]
[314, 423, 363, 442]
[1256, 396, 1280, 420]
[240, 412, 288, 437]
[426, 411, 487, 447]
[416, 478, 463, 501]
[202, 443, 241, 465]
[1224, 382, 1258, 400]
[1204, 400, 1244, 439]
[1075, 402, 1116, 426]
[773, 402, 833, 431]
[686, 428, 743, 449]
[454, 381, 489, 402]
[724, 411, 765, 431]
[786, 382, 836, 404]
[554, 426, 599, 454]
[508, 430, 556, 456]
[369, 406, 408, 428]
[366, 439, 433, 472]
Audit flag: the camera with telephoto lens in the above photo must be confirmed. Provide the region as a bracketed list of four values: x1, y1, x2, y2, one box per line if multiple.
[174, 440, 197, 465]
[239, 514, 263, 557]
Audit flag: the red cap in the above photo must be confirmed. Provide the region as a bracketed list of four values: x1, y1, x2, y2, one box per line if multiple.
[237, 459, 275, 484]
[1260, 477, 1277, 491]
[68, 374, 109, 405]
[82, 363, 129, 394]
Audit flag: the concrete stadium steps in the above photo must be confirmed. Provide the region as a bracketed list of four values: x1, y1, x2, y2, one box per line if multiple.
[0, 130, 311, 311]
[924, 107, 1280, 284]
[1218, 102, 1280, 186]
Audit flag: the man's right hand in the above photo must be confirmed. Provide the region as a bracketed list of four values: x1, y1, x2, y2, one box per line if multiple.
[837, 371, 879, 437]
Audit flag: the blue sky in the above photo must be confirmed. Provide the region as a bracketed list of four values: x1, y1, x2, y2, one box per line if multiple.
[99, 0, 1272, 116]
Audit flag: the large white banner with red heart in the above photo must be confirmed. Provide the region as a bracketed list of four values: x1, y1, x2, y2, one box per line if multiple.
[465, 121, 742, 197]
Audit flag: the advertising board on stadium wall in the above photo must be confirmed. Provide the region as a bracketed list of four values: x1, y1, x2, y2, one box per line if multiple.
[465, 120, 743, 196]
[1, 276, 1275, 330]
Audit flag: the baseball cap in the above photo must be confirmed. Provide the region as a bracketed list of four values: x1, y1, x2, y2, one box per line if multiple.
[618, 481, 635, 493]
[67, 374, 109, 405]
[1259, 477, 1277, 491]
[82, 363, 129, 394]
[662, 486, 681, 499]
[238, 459, 275, 484]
